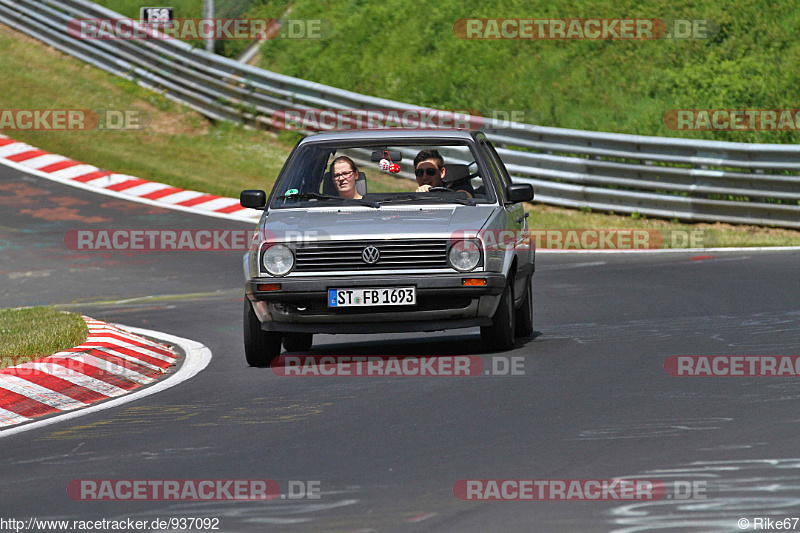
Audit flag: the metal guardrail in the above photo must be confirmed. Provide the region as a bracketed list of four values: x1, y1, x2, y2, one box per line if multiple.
[1, 0, 798, 228]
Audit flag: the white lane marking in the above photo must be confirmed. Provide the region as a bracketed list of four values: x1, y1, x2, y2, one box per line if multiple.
[0, 326, 212, 438]
[243, 499, 360, 524]
[407, 512, 437, 523]
[18, 154, 69, 169]
[0, 374, 85, 410]
[49, 353, 154, 384]
[20, 363, 128, 398]
[0, 407, 31, 427]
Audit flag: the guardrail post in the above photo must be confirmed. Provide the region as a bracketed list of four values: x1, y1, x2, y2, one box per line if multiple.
[203, 0, 214, 53]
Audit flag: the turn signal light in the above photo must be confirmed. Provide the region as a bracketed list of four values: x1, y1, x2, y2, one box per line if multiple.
[257, 283, 281, 291]
[462, 278, 487, 286]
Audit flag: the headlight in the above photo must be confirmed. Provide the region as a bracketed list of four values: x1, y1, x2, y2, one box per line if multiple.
[262, 244, 294, 276]
[448, 240, 481, 272]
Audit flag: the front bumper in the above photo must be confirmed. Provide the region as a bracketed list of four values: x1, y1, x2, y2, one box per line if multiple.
[246, 273, 507, 333]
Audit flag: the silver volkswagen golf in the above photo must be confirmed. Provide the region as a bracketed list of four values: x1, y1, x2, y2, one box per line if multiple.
[241, 129, 534, 366]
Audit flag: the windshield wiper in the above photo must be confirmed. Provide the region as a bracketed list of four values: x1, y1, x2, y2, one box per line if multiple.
[280, 192, 379, 208]
[379, 194, 475, 206]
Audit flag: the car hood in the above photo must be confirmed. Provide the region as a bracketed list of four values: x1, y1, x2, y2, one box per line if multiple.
[261, 206, 496, 241]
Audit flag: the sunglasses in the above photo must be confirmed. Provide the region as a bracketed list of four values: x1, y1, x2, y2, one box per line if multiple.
[415, 167, 441, 177]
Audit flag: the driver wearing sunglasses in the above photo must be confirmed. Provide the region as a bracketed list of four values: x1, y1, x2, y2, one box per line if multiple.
[414, 149, 473, 198]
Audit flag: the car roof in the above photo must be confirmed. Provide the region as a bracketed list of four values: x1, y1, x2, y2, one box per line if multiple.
[298, 128, 480, 144]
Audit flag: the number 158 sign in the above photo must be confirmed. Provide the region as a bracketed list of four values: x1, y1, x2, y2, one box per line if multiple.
[140, 7, 174, 27]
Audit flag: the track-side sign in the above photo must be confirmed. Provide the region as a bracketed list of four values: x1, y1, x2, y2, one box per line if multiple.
[139, 7, 174, 27]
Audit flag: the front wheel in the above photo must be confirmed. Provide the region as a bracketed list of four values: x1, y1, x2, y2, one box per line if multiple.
[515, 276, 534, 337]
[481, 278, 516, 351]
[243, 299, 282, 367]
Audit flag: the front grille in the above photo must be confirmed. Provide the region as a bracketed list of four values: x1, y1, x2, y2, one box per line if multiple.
[294, 239, 449, 271]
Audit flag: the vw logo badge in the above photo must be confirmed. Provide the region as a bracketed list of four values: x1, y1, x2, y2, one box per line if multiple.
[362, 245, 380, 264]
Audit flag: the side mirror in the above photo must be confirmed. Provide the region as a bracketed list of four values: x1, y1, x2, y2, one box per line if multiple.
[240, 190, 266, 209]
[506, 183, 534, 204]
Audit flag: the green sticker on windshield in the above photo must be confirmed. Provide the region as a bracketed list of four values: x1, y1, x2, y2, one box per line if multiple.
[285, 189, 299, 195]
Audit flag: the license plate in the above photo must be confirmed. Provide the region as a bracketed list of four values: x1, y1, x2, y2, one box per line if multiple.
[328, 287, 416, 307]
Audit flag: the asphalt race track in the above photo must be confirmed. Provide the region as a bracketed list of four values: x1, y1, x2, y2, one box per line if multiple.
[1, 163, 799, 532]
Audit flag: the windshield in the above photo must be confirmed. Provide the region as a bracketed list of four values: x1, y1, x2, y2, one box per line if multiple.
[269, 140, 494, 208]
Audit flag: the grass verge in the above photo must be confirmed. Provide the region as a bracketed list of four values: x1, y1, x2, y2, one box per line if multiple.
[0, 307, 88, 369]
[0, 23, 797, 247]
[0, 23, 293, 198]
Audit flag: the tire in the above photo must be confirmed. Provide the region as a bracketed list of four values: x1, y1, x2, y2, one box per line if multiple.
[481, 277, 516, 351]
[282, 333, 313, 352]
[515, 276, 534, 337]
[243, 299, 282, 367]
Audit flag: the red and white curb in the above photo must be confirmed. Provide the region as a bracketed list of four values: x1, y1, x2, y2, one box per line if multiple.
[0, 316, 204, 433]
[0, 133, 260, 223]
